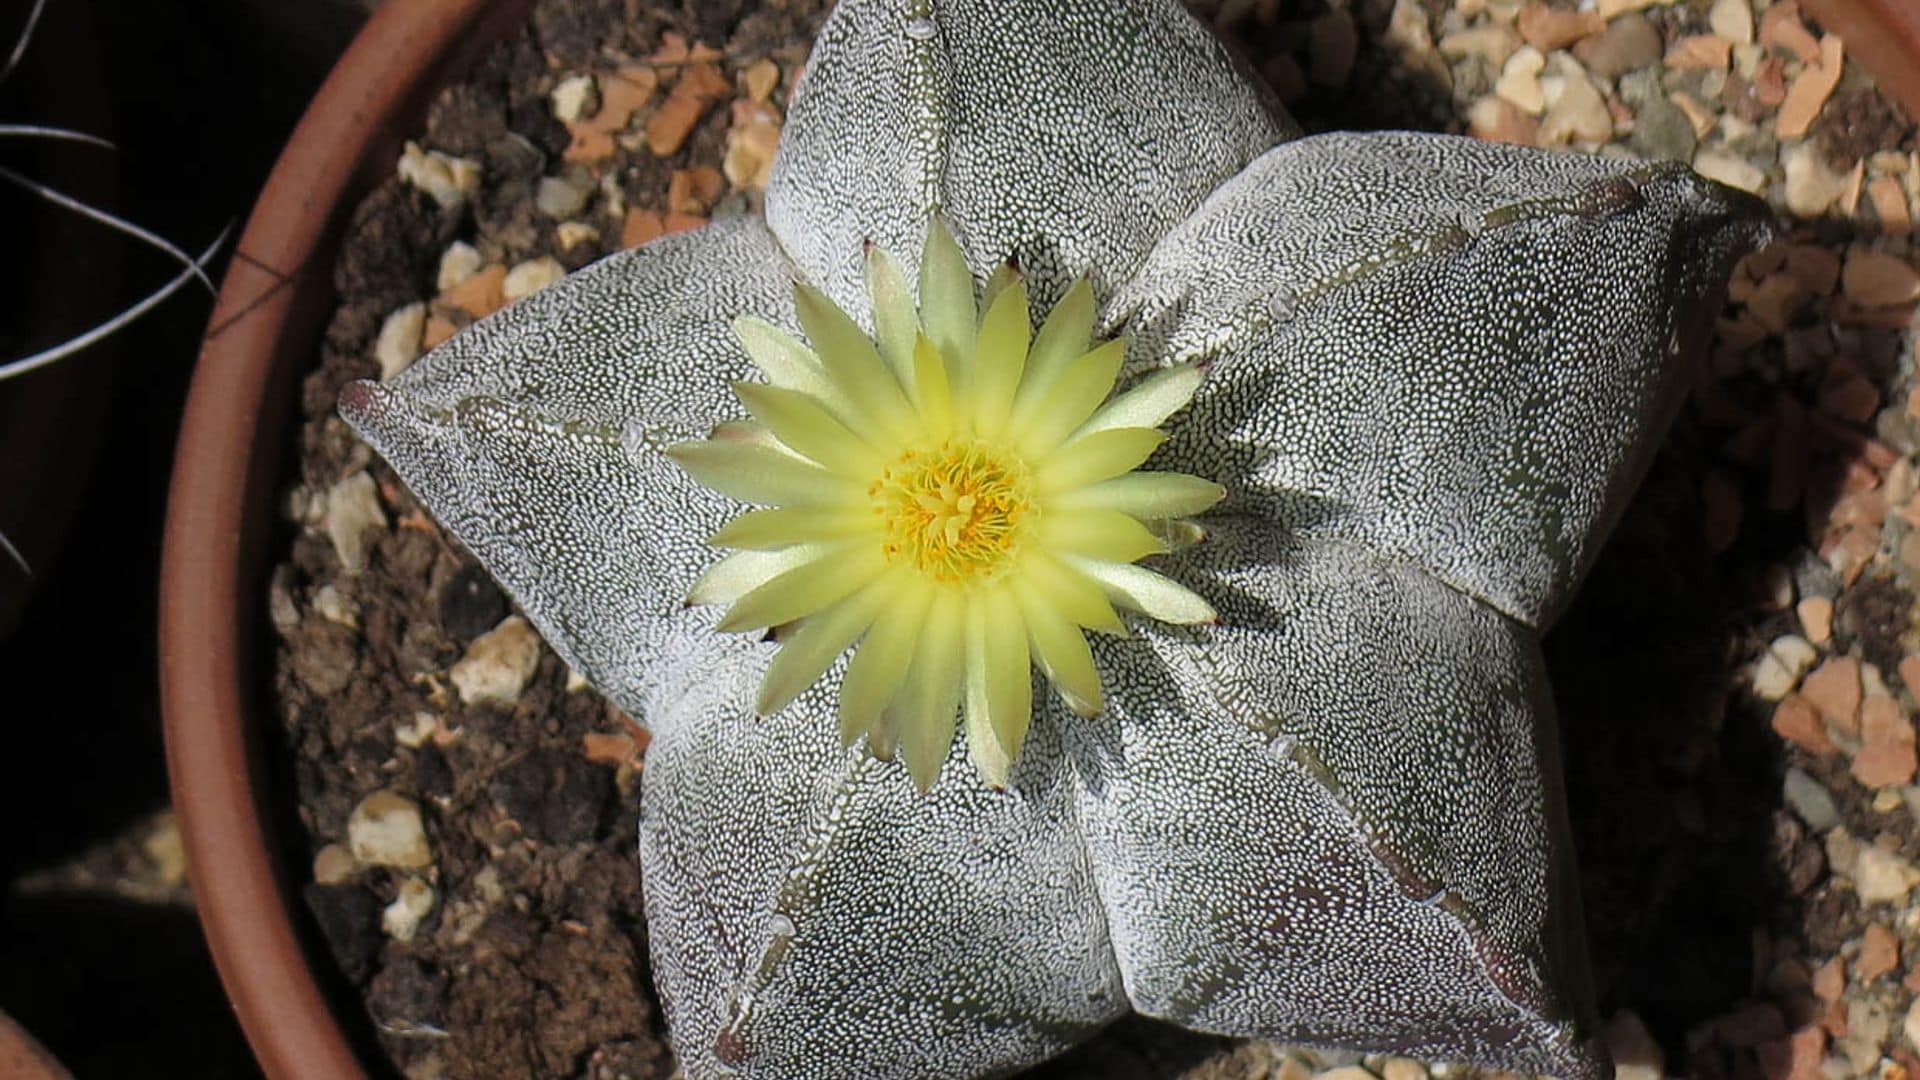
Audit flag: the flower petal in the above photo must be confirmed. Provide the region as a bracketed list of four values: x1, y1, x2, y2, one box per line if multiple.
[793, 282, 918, 445]
[1037, 509, 1167, 563]
[1034, 427, 1166, 494]
[1016, 553, 1126, 637]
[718, 544, 887, 633]
[666, 439, 860, 508]
[969, 276, 1029, 439]
[1055, 471, 1225, 519]
[963, 586, 1033, 787]
[1058, 554, 1216, 625]
[1014, 586, 1101, 716]
[708, 507, 871, 550]
[687, 544, 834, 608]
[756, 576, 895, 715]
[898, 589, 967, 791]
[838, 580, 932, 745]
[338, 218, 799, 722]
[1066, 521, 1603, 1078]
[733, 382, 876, 476]
[1011, 338, 1126, 459]
[864, 242, 920, 387]
[1073, 361, 1205, 439]
[764, 0, 1297, 315]
[1112, 132, 1774, 628]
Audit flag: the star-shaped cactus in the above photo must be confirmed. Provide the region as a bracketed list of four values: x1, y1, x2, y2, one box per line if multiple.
[338, 0, 1773, 1077]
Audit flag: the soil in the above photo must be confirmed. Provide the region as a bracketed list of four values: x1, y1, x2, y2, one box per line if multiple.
[269, 0, 1920, 1077]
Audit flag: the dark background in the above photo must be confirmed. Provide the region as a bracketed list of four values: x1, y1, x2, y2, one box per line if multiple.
[0, 0, 369, 1073]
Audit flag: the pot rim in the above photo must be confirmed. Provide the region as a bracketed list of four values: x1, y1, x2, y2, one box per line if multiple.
[158, 0, 534, 1076]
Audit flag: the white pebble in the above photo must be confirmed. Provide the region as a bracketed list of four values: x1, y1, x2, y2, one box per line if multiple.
[1693, 149, 1767, 194]
[504, 256, 566, 302]
[1708, 0, 1753, 45]
[396, 140, 480, 211]
[347, 789, 432, 869]
[550, 73, 599, 123]
[436, 241, 483, 292]
[1495, 45, 1547, 116]
[1752, 634, 1818, 700]
[536, 174, 591, 219]
[324, 472, 387, 574]
[1853, 843, 1920, 905]
[374, 301, 426, 381]
[382, 877, 436, 942]
[1784, 140, 1854, 218]
[313, 843, 359, 885]
[450, 615, 543, 707]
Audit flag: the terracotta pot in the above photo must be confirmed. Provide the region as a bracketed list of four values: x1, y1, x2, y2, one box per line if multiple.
[0, 1009, 71, 1080]
[159, 0, 536, 1076]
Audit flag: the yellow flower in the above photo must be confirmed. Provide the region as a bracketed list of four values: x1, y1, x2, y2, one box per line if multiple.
[667, 220, 1223, 790]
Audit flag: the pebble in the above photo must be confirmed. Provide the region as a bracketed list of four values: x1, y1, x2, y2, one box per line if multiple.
[143, 815, 187, 888]
[312, 583, 357, 628]
[312, 843, 358, 885]
[1804, 656, 1863, 733]
[1376, 1059, 1427, 1080]
[1538, 55, 1612, 145]
[1776, 34, 1844, 139]
[1694, 149, 1767, 194]
[1786, 243, 1843, 294]
[435, 241, 482, 292]
[1905, 999, 1920, 1055]
[554, 221, 599, 251]
[1517, 2, 1601, 52]
[1784, 140, 1856, 217]
[1309, 10, 1358, 87]
[1709, 0, 1754, 45]
[1605, 1010, 1665, 1079]
[1439, 24, 1521, 68]
[550, 73, 599, 123]
[725, 100, 784, 192]
[1496, 45, 1547, 115]
[1785, 767, 1844, 831]
[668, 165, 725, 215]
[1774, 695, 1838, 754]
[503, 256, 565, 303]
[449, 615, 542, 707]
[1631, 90, 1697, 162]
[1466, 95, 1540, 144]
[1595, 0, 1672, 19]
[1669, 90, 1718, 138]
[1854, 695, 1917, 788]
[1853, 842, 1920, 904]
[1798, 596, 1834, 643]
[1842, 249, 1920, 307]
[440, 262, 506, 319]
[1868, 177, 1912, 234]
[1840, 1001, 1891, 1073]
[1754, 634, 1820, 700]
[1761, 2, 1822, 65]
[347, 789, 432, 869]
[742, 58, 780, 103]
[395, 141, 480, 211]
[1857, 923, 1901, 981]
[1578, 13, 1661, 78]
[381, 877, 436, 943]
[374, 301, 426, 381]
[324, 471, 387, 574]
[1666, 34, 1732, 73]
[536, 173, 592, 219]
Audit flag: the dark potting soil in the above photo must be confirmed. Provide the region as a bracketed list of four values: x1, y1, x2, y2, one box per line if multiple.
[268, 0, 1875, 1076]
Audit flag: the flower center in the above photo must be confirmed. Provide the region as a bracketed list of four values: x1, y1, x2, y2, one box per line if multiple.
[870, 440, 1033, 584]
